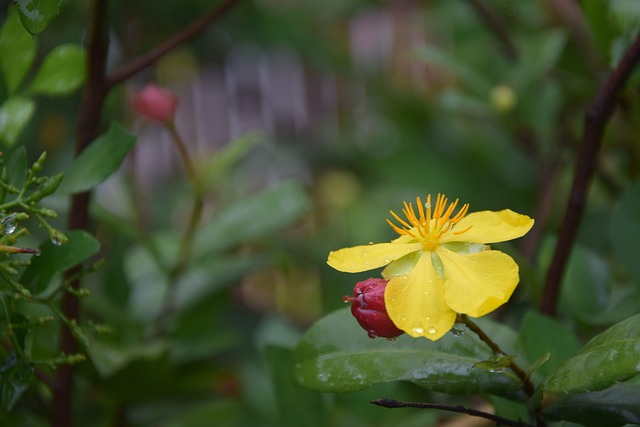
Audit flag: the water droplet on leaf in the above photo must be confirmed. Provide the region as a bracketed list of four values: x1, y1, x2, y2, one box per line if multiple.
[2, 214, 17, 235]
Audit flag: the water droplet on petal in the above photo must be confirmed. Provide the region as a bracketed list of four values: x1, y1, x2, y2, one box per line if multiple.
[411, 322, 424, 335]
[384, 258, 390, 263]
[368, 242, 374, 245]
[367, 329, 378, 339]
[385, 336, 399, 342]
[427, 326, 437, 335]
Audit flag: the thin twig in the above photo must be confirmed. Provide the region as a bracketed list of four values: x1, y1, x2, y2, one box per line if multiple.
[371, 399, 533, 427]
[107, 0, 242, 88]
[541, 33, 640, 316]
[466, 0, 518, 61]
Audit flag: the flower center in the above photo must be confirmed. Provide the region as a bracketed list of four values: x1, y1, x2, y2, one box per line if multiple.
[387, 194, 472, 250]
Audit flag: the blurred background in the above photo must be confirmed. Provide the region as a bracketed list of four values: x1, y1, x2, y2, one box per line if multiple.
[3, 0, 640, 425]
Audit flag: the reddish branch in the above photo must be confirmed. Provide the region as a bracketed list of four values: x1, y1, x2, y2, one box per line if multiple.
[52, 0, 241, 425]
[371, 399, 533, 427]
[541, 33, 640, 316]
[107, 0, 241, 88]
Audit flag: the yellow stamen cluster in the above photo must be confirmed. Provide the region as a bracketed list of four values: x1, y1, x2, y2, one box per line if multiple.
[387, 194, 471, 250]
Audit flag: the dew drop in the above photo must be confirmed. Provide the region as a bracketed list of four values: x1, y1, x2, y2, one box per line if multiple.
[427, 326, 437, 335]
[50, 236, 63, 246]
[451, 327, 465, 337]
[368, 242, 374, 245]
[1, 214, 17, 235]
[384, 258, 390, 263]
[489, 367, 507, 373]
[367, 329, 378, 339]
[385, 337, 399, 342]
[411, 322, 424, 335]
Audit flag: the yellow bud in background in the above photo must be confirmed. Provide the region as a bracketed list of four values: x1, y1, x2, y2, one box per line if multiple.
[490, 85, 517, 113]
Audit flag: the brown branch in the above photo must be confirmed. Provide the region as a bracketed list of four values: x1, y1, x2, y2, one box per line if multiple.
[371, 399, 533, 427]
[466, 0, 518, 61]
[52, 0, 110, 426]
[106, 0, 242, 89]
[541, 33, 640, 316]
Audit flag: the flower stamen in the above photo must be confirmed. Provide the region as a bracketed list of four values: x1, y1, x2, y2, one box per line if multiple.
[387, 194, 472, 248]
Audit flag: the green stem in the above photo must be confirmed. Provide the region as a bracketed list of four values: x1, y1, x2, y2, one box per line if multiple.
[459, 315, 534, 396]
[458, 315, 545, 427]
[154, 123, 205, 333]
[0, 293, 27, 360]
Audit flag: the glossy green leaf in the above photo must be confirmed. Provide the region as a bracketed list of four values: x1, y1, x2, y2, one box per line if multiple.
[610, 178, 640, 286]
[542, 313, 640, 396]
[266, 346, 326, 427]
[293, 308, 525, 400]
[0, 359, 34, 413]
[0, 97, 35, 147]
[541, 375, 640, 427]
[14, 0, 66, 35]
[20, 230, 100, 294]
[29, 44, 86, 96]
[57, 122, 137, 194]
[192, 180, 310, 257]
[0, 7, 36, 94]
[518, 311, 581, 380]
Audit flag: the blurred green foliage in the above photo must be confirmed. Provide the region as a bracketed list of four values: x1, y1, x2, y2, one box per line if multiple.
[1, 0, 640, 426]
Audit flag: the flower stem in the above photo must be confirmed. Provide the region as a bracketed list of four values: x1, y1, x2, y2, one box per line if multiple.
[459, 315, 545, 427]
[154, 123, 204, 333]
[459, 315, 534, 397]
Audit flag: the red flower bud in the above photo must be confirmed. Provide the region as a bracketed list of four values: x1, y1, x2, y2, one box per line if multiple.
[343, 278, 404, 339]
[132, 84, 178, 123]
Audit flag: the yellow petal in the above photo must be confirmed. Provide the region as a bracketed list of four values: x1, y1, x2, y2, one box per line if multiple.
[437, 247, 519, 317]
[442, 210, 534, 244]
[384, 252, 457, 341]
[327, 242, 423, 273]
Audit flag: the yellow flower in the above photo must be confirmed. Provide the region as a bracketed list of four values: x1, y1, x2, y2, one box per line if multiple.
[327, 194, 534, 341]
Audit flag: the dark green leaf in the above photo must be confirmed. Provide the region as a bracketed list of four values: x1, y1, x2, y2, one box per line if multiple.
[542, 313, 640, 396]
[193, 180, 310, 257]
[559, 244, 611, 323]
[610, 178, 640, 286]
[266, 346, 325, 427]
[28, 44, 86, 96]
[57, 122, 136, 194]
[14, 0, 66, 35]
[0, 7, 36, 94]
[519, 311, 581, 380]
[292, 308, 525, 400]
[0, 97, 35, 147]
[20, 230, 100, 294]
[541, 375, 640, 427]
[0, 360, 34, 413]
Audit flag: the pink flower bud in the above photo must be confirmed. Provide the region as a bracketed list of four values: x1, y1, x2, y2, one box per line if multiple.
[343, 278, 404, 339]
[132, 84, 178, 123]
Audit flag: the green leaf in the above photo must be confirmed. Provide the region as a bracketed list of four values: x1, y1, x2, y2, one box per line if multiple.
[57, 122, 137, 195]
[0, 97, 35, 147]
[20, 230, 100, 294]
[201, 131, 263, 189]
[610, 178, 640, 286]
[518, 311, 581, 380]
[28, 44, 86, 96]
[266, 346, 326, 427]
[0, 358, 34, 413]
[541, 374, 640, 427]
[559, 244, 611, 324]
[87, 337, 167, 377]
[6, 147, 27, 192]
[14, 0, 67, 35]
[542, 313, 640, 397]
[0, 7, 36, 95]
[192, 180, 310, 257]
[292, 308, 525, 400]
